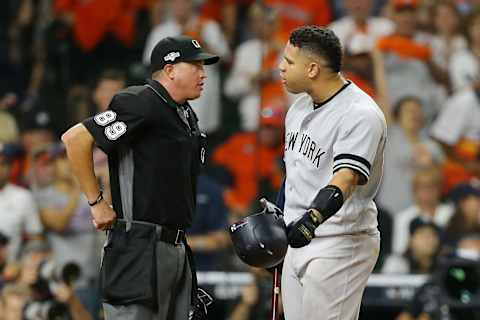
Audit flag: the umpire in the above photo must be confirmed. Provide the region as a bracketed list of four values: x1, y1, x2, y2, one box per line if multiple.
[61, 36, 219, 320]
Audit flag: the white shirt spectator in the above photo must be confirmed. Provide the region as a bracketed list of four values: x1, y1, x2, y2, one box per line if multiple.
[329, 16, 394, 53]
[392, 204, 454, 255]
[0, 183, 43, 261]
[224, 39, 295, 131]
[143, 18, 230, 133]
[377, 126, 444, 214]
[449, 49, 479, 92]
[429, 35, 467, 73]
[431, 87, 480, 145]
[224, 39, 263, 131]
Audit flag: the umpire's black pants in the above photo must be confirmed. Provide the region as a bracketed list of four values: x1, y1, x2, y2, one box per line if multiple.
[103, 239, 192, 320]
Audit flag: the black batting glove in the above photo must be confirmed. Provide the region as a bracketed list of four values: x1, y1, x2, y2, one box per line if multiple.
[287, 209, 323, 248]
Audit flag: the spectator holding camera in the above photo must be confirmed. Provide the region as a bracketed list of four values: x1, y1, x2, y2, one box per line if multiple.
[0, 144, 43, 262]
[30, 143, 99, 316]
[0, 283, 31, 320]
[396, 233, 480, 320]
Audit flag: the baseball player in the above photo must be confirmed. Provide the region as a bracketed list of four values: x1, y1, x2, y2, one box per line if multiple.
[278, 26, 387, 320]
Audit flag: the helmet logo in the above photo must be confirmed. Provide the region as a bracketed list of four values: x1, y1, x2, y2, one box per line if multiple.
[164, 51, 181, 62]
[192, 40, 201, 48]
[230, 221, 248, 232]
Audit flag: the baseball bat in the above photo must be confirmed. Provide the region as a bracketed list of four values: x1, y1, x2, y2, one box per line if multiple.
[271, 267, 280, 320]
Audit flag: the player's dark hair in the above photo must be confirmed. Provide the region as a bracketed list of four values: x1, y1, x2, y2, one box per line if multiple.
[289, 26, 342, 73]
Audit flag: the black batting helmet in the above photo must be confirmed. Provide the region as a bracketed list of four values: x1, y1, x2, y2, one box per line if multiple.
[229, 211, 288, 268]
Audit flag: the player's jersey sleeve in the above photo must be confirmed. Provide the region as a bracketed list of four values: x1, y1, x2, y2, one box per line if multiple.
[333, 108, 384, 184]
[83, 92, 149, 154]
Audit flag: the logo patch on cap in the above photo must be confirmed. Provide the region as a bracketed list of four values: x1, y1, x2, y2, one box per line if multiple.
[191, 40, 201, 48]
[164, 51, 181, 62]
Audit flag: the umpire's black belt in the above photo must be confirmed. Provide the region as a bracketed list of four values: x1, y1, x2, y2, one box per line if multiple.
[115, 219, 186, 245]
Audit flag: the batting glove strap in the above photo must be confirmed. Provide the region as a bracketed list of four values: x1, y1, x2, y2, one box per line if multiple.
[286, 211, 318, 248]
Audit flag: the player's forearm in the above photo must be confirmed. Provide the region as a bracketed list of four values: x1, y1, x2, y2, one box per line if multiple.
[328, 168, 359, 199]
[61, 124, 101, 202]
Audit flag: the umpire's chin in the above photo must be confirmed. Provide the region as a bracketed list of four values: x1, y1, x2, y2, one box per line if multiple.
[187, 84, 204, 101]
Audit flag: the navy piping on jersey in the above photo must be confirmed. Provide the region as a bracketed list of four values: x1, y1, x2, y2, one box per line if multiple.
[334, 154, 371, 170]
[313, 80, 352, 110]
[333, 163, 369, 180]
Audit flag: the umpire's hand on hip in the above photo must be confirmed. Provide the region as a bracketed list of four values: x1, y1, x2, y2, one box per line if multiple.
[287, 209, 322, 248]
[91, 200, 117, 231]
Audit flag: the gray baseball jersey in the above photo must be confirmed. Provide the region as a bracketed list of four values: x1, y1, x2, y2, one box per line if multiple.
[283, 81, 387, 236]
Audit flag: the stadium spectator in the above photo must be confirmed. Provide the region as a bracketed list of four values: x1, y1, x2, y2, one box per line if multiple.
[143, 0, 230, 134]
[383, 218, 442, 274]
[392, 166, 453, 255]
[211, 105, 284, 217]
[377, 96, 444, 214]
[224, 3, 286, 131]
[0, 144, 42, 262]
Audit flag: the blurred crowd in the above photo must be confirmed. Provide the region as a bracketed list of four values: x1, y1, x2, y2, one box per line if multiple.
[1, 0, 480, 319]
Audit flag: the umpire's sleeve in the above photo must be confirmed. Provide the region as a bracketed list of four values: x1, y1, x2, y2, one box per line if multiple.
[83, 93, 149, 154]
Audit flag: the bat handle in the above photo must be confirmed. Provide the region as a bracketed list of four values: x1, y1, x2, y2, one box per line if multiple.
[271, 267, 281, 320]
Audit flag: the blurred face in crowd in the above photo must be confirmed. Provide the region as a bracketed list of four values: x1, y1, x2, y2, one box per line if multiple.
[33, 155, 56, 187]
[55, 154, 73, 182]
[94, 78, 125, 112]
[434, 3, 460, 36]
[21, 130, 54, 156]
[248, 7, 278, 41]
[393, 8, 418, 37]
[410, 225, 440, 257]
[458, 194, 480, 225]
[413, 170, 441, 207]
[172, 0, 194, 24]
[396, 98, 424, 133]
[0, 244, 7, 268]
[167, 61, 207, 102]
[0, 156, 10, 189]
[258, 126, 282, 147]
[468, 15, 480, 46]
[344, 0, 373, 21]
[19, 251, 50, 286]
[2, 293, 27, 320]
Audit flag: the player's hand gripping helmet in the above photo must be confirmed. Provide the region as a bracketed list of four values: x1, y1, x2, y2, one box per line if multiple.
[229, 199, 288, 268]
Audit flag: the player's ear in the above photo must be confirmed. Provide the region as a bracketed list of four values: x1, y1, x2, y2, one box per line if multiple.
[307, 62, 320, 79]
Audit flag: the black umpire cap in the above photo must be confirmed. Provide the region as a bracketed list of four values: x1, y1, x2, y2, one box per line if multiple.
[150, 36, 220, 73]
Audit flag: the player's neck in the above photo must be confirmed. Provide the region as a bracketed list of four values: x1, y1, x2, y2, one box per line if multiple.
[309, 74, 347, 105]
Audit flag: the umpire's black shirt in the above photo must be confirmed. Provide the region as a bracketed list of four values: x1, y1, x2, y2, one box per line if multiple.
[83, 79, 203, 229]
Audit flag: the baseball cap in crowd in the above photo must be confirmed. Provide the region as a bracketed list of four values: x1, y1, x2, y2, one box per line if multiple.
[150, 36, 220, 73]
[409, 217, 441, 236]
[449, 182, 480, 205]
[260, 105, 285, 127]
[0, 143, 23, 163]
[0, 231, 9, 246]
[392, 0, 418, 10]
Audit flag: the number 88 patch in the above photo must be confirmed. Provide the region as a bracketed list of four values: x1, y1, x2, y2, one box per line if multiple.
[94, 110, 128, 140]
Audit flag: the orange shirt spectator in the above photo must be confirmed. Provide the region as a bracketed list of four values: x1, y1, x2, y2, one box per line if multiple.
[212, 107, 285, 214]
[54, 0, 150, 52]
[377, 34, 431, 61]
[264, 0, 332, 41]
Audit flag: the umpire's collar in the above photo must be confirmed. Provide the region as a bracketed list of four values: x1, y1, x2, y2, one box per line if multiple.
[146, 79, 180, 110]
